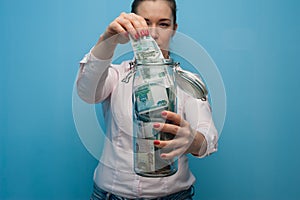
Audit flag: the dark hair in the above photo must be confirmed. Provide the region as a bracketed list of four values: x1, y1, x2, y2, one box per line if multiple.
[131, 0, 177, 24]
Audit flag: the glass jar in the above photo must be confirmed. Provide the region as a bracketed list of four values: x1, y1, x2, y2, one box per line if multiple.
[131, 59, 208, 177]
[132, 60, 178, 177]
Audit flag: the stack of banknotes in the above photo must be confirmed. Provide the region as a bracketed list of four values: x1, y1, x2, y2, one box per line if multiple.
[131, 36, 176, 174]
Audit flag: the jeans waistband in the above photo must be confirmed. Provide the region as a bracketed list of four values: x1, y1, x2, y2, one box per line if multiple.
[91, 183, 194, 200]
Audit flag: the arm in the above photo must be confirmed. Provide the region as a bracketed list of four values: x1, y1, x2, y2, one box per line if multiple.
[76, 13, 149, 103]
[92, 12, 149, 60]
[76, 53, 114, 104]
[184, 97, 218, 158]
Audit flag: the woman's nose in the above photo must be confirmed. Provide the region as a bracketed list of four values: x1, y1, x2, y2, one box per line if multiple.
[149, 27, 159, 40]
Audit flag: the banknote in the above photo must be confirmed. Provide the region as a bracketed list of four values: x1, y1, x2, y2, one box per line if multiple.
[135, 138, 155, 172]
[134, 83, 170, 113]
[130, 35, 164, 63]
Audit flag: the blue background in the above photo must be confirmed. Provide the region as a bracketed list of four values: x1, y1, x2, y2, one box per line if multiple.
[1, 0, 299, 199]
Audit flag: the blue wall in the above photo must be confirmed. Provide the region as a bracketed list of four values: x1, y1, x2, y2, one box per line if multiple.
[1, 0, 299, 199]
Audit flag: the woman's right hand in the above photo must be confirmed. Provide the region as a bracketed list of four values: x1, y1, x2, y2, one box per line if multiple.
[103, 12, 149, 44]
[92, 12, 149, 59]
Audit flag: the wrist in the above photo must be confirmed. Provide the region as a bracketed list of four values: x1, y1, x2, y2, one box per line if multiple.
[92, 34, 117, 60]
[190, 132, 207, 157]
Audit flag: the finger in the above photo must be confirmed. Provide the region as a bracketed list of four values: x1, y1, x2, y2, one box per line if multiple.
[104, 21, 130, 44]
[124, 13, 149, 36]
[116, 16, 139, 39]
[128, 13, 148, 28]
[153, 139, 179, 149]
[154, 140, 189, 159]
[160, 148, 184, 160]
[106, 21, 127, 36]
[161, 111, 188, 127]
[153, 122, 179, 136]
[158, 140, 186, 159]
[135, 14, 149, 32]
[153, 140, 168, 148]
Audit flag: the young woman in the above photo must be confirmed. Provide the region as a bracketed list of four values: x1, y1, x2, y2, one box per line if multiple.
[77, 0, 218, 199]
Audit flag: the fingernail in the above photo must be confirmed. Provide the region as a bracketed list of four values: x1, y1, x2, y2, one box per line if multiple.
[140, 30, 145, 36]
[161, 111, 167, 116]
[153, 123, 160, 128]
[154, 140, 160, 145]
[135, 33, 139, 39]
[145, 30, 149, 35]
[161, 154, 166, 158]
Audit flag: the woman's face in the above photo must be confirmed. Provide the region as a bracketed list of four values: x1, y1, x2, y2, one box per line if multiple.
[136, 0, 178, 58]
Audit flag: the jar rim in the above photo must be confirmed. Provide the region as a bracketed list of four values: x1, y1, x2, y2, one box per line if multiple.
[135, 58, 174, 66]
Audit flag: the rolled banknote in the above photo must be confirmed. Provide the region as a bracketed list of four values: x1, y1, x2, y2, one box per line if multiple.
[130, 35, 164, 63]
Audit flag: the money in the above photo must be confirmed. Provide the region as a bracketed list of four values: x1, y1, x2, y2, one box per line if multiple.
[130, 35, 164, 63]
[134, 83, 169, 114]
[135, 138, 155, 172]
[132, 35, 178, 176]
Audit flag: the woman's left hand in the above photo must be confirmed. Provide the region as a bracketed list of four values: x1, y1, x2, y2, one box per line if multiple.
[153, 111, 207, 159]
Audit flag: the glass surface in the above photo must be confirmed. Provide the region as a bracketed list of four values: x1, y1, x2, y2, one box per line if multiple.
[174, 67, 208, 100]
[132, 63, 178, 177]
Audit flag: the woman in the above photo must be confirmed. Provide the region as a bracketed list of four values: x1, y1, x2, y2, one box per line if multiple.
[77, 0, 218, 199]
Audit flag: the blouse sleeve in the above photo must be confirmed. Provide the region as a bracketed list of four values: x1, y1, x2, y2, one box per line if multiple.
[183, 93, 219, 158]
[76, 51, 118, 104]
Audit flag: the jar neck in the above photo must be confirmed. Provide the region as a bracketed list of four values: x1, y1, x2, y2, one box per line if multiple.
[134, 58, 174, 66]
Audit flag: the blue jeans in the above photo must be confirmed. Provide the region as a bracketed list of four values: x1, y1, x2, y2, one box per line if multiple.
[90, 183, 194, 200]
